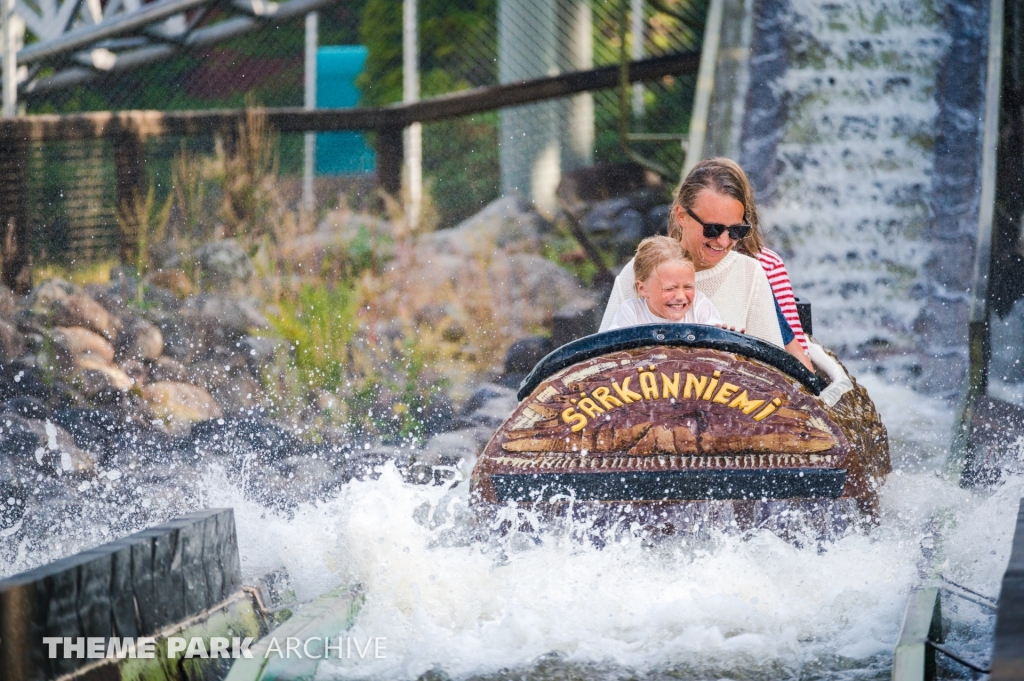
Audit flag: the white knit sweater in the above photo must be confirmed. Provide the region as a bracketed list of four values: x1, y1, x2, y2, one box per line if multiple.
[599, 251, 785, 347]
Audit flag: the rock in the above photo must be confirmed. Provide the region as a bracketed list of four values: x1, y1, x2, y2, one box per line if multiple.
[422, 196, 549, 257]
[503, 336, 554, 375]
[580, 192, 671, 264]
[141, 381, 223, 435]
[148, 356, 189, 383]
[54, 290, 122, 339]
[0, 362, 51, 402]
[287, 212, 395, 274]
[195, 239, 254, 290]
[582, 197, 646, 261]
[187, 417, 299, 466]
[239, 336, 287, 376]
[456, 383, 518, 429]
[550, 297, 602, 348]
[119, 359, 147, 385]
[72, 357, 134, 397]
[409, 427, 489, 484]
[1, 396, 51, 420]
[115, 316, 164, 361]
[50, 408, 124, 457]
[187, 356, 249, 393]
[646, 204, 671, 237]
[210, 374, 263, 414]
[147, 269, 195, 299]
[0, 283, 17, 318]
[557, 162, 656, 206]
[50, 326, 116, 366]
[158, 296, 263, 364]
[0, 412, 99, 476]
[0, 318, 24, 361]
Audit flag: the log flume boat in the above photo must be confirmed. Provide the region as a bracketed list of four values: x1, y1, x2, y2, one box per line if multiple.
[470, 325, 890, 535]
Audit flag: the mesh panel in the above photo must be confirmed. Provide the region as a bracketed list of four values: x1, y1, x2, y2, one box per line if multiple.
[16, 0, 704, 266]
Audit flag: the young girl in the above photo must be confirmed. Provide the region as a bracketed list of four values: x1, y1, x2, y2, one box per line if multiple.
[607, 236, 725, 330]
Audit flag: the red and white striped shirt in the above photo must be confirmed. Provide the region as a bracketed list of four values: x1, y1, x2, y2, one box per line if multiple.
[758, 248, 809, 350]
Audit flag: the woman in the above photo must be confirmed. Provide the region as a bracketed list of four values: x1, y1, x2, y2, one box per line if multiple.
[600, 158, 811, 369]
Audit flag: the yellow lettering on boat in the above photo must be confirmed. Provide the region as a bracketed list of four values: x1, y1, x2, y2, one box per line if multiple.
[702, 370, 722, 400]
[753, 398, 784, 422]
[577, 398, 605, 419]
[661, 372, 680, 399]
[561, 407, 587, 432]
[728, 391, 765, 414]
[683, 373, 708, 399]
[591, 386, 623, 410]
[639, 371, 659, 400]
[611, 377, 642, 403]
[712, 382, 739, 404]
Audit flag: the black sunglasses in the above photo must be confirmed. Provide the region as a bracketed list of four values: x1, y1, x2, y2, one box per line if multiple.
[685, 206, 752, 241]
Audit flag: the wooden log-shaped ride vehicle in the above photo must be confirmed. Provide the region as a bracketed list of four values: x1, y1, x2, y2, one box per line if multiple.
[470, 325, 890, 531]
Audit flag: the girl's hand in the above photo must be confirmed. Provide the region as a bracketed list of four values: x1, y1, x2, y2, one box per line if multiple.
[716, 323, 746, 334]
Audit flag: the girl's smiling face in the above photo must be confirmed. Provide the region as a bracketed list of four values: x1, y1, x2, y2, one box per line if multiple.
[636, 260, 696, 320]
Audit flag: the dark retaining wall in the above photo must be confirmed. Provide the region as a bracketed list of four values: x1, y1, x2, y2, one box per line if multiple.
[0, 508, 241, 681]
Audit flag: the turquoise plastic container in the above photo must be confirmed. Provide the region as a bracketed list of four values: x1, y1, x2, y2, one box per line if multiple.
[316, 46, 375, 175]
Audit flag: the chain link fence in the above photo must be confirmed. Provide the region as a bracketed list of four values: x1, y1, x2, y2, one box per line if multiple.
[17, 0, 705, 270]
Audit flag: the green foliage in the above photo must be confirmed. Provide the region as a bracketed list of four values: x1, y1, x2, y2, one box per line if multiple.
[268, 282, 360, 393]
[358, 0, 496, 105]
[423, 113, 501, 227]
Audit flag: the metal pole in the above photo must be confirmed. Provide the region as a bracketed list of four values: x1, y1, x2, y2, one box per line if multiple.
[2, 0, 16, 118]
[403, 0, 421, 229]
[303, 11, 317, 213]
[682, 0, 723, 177]
[630, 0, 643, 120]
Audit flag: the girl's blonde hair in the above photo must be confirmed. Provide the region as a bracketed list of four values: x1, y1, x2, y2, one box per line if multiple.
[668, 157, 766, 257]
[633, 236, 695, 288]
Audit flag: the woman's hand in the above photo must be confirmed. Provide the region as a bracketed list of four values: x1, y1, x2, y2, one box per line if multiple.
[715, 323, 746, 333]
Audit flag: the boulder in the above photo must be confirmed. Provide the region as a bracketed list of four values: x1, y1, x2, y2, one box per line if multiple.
[503, 336, 554, 376]
[195, 239, 254, 290]
[187, 417, 299, 466]
[456, 383, 519, 429]
[141, 381, 223, 435]
[72, 357, 134, 397]
[50, 326, 116, 366]
[550, 297, 602, 348]
[1, 396, 51, 420]
[239, 335, 287, 376]
[148, 356, 189, 383]
[0, 283, 17, 318]
[147, 269, 195, 299]
[62, 293, 120, 341]
[421, 196, 548, 257]
[210, 374, 263, 414]
[0, 318, 24, 361]
[179, 295, 269, 344]
[115, 316, 164, 361]
[0, 412, 98, 476]
[409, 427, 490, 484]
[0, 362, 51, 402]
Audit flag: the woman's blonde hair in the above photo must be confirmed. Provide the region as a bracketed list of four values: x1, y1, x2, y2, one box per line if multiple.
[633, 236, 694, 288]
[668, 157, 766, 257]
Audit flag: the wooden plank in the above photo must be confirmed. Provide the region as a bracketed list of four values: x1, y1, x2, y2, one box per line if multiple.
[891, 587, 940, 681]
[0, 508, 241, 681]
[0, 53, 700, 143]
[992, 498, 1024, 679]
[0, 130, 30, 294]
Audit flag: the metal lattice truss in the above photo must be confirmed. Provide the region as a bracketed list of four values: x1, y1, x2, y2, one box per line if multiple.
[6, 0, 335, 97]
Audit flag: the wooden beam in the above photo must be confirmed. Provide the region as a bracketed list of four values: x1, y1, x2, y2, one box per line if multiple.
[0, 52, 700, 142]
[0, 130, 30, 294]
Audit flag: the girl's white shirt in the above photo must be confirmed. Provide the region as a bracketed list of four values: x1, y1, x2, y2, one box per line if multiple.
[599, 251, 784, 347]
[606, 291, 724, 330]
